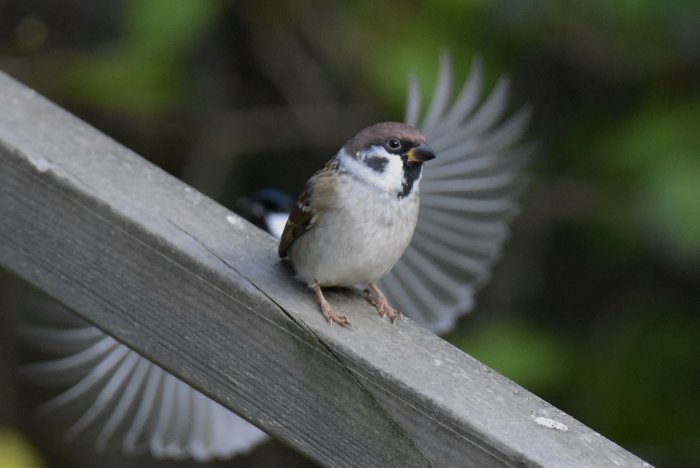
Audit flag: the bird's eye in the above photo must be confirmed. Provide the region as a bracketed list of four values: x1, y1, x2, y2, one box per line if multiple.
[387, 139, 402, 150]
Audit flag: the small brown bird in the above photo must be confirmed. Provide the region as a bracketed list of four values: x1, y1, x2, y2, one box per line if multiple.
[278, 122, 435, 325]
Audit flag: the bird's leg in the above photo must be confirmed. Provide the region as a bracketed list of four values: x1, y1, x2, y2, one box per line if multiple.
[313, 284, 350, 327]
[364, 282, 400, 322]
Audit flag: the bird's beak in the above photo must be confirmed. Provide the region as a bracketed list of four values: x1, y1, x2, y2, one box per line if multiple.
[406, 142, 436, 163]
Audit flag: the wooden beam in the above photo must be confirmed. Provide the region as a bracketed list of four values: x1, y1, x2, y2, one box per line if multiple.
[0, 72, 649, 467]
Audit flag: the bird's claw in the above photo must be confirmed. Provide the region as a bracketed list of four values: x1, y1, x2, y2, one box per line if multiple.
[321, 303, 351, 327]
[366, 294, 400, 322]
[378, 304, 400, 322]
[314, 284, 351, 327]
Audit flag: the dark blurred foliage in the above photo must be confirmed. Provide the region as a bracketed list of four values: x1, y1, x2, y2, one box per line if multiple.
[1, 0, 699, 467]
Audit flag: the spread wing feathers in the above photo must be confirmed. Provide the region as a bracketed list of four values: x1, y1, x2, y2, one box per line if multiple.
[18, 298, 268, 461]
[379, 53, 534, 334]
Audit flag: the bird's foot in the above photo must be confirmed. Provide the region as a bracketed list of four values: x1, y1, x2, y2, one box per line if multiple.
[365, 283, 400, 322]
[320, 301, 351, 327]
[313, 284, 351, 327]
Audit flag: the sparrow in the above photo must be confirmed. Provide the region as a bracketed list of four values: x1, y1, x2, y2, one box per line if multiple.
[17, 53, 532, 460]
[278, 122, 435, 326]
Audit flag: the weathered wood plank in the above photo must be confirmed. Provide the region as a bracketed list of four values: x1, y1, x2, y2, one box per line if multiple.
[0, 72, 650, 467]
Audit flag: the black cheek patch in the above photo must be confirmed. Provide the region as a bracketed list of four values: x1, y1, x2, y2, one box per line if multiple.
[365, 156, 389, 173]
[399, 161, 423, 198]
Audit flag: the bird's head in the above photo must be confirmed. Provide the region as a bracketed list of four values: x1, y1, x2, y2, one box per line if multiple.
[340, 122, 435, 197]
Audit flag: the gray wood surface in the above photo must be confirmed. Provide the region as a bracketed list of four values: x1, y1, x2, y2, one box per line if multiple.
[0, 72, 651, 467]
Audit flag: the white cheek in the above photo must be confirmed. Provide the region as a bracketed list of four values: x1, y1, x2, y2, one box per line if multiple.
[340, 147, 404, 193]
[380, 153, 406, 190]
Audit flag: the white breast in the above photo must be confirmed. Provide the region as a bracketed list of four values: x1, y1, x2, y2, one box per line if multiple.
[288, 173, 420, 287]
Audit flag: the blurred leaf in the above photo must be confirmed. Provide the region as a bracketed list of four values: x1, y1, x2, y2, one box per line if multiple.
[348, 1, 497, 114]
[451, 319, 575, 392]
[123, 0, 221, 59]
[601, 96, 700, 177]
[574, 219, 644, 264]
[576, 306, 700, 465]
[0, 429, 44, 468]
[54, 0, 222, 112]
[636, 158, 700, 258]
[588, 0, 663, 28]
[597, 95, 700, 258]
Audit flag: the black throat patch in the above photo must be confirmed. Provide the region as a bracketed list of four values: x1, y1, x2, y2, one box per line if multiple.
[399, 160, 423, 198]
[364, 156, 389, 173]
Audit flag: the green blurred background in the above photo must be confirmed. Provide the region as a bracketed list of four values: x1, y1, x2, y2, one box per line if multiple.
[1, 0, 699, 467]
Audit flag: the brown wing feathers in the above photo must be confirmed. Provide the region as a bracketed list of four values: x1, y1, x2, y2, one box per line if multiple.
[278, 158, 339, 257]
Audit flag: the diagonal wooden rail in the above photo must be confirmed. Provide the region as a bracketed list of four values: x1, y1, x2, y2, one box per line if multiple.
[0, 72, 649, 467]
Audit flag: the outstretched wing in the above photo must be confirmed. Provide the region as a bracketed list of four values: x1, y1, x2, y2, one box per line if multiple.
[18, 296, 268, 461]
[378, 53, 534, 334]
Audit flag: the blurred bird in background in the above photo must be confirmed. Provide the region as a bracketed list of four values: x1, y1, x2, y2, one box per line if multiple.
[237, 189, 295, 240]
[17, 53, 531, 461]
